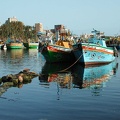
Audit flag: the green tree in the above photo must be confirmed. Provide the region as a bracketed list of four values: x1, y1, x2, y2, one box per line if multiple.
[0, 21, 36, 42]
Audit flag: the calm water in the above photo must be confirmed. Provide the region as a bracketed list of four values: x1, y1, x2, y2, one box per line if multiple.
[0, 49, 120, 120]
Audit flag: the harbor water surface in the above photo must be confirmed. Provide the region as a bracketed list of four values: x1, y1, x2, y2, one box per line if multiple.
[0, 49, 120, 120]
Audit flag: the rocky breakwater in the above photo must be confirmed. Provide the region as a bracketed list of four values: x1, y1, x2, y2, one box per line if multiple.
[0, 69, 39, 96]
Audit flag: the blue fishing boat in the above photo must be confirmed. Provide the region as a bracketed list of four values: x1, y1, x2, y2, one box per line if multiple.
[72, 29, 118, 65]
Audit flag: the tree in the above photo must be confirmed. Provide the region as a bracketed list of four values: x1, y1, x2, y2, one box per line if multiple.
[0, 21, 36, 42]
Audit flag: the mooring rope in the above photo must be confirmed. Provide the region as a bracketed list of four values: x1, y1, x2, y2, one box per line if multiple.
[58, 42, 90, 72]
[59, 52, 83, 72]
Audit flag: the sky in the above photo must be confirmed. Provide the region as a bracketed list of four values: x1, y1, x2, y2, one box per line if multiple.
[0, 0, 120, 36]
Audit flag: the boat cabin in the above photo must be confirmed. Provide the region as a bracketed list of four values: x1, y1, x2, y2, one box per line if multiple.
[88, 30, 107, 47]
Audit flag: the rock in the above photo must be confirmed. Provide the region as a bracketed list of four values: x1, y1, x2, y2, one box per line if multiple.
[18, 75, 23, 83]
[2, 74, 14, 83]
[23, 68, 30, 73]
[12, 79, 19, 85]
[17, 73, 24, 83]
[2, 82, 14, 88]
[0, 69, 38, 85]
[0, 69, 39, 96]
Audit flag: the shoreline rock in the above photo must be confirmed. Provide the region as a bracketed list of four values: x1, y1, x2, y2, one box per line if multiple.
[0, 69, 38, 86]
[0, 69, 39, 96]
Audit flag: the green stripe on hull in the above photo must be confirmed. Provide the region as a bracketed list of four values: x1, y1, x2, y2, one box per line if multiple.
[29, 45, 38, 49]
[7, 46, 23, 49]
[23, 43, 38, 49]
[42, 51, 75, 63]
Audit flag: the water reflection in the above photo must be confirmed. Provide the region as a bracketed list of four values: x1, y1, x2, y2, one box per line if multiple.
[7, 49, 24, 59]
[0, 49, 24, 65]
[39, 61, 118, 95]
[0, 55, 118, 97]
[28, 49, 38, 56]
[39, 62, 73, 85]
[72, 62, 118, 96]
[72, 62, 118, 89]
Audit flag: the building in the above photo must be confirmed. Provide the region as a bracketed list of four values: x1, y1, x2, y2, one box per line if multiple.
[35, 23, 43, 33]
[54, 24, 64, 31]
[6, 16, 18, 23]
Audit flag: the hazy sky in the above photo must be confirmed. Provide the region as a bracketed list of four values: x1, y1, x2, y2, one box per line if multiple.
[0, 0, 120, 36]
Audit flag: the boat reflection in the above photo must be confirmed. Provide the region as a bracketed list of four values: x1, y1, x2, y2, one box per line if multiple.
[39, 61, 118, 93]
[72, 62, 118, 89]
[8, 49, 23, 59]
[39, 62, 73, 88]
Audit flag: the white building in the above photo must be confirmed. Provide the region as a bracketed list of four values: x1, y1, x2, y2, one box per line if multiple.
[6, 16, 18, 23]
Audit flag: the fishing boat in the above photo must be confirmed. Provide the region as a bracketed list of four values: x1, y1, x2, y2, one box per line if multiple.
[72, 29, 118, 65]
[0, 44, 4, 50]
[5, 38, 24, 49]
[38, 28, 75, 63]
[23, 42, 38, 49]
[1, 44, 7, 50]
[0, 40, 4, 49]
[23, 39, 39, 49]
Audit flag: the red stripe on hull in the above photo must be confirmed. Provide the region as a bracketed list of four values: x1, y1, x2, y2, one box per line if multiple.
[84, 61, 112, 66]
[81, 46, 114, 55]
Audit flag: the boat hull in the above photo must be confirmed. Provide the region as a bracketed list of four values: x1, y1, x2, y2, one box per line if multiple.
[73, 43, 116, 65]
[41, 45, 75, 63]
[0, 44, 4, 49]
[6, 43, 23, 49]
[23, 42, 38, 49]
